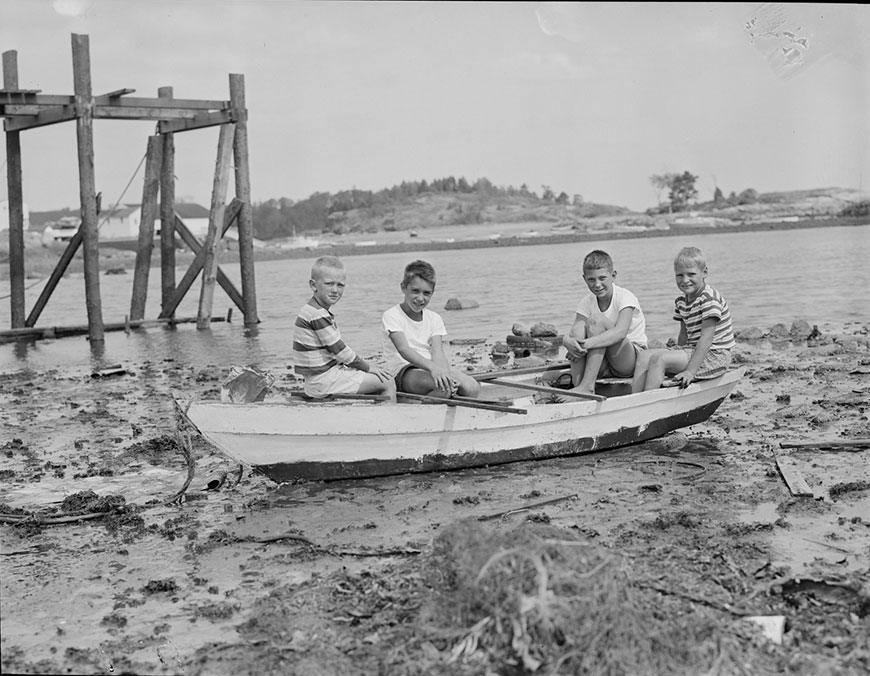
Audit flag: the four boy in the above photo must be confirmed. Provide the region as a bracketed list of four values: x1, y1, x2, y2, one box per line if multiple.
[292, 247, 734, 401]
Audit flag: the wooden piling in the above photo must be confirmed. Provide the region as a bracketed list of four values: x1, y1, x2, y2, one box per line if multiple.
[130, 135, 163, 321]
[71, 34, 104, 343]
[197, 123, 235, 329]
[229, 74, 259, 326]
[3, 50, 26, 328]
[159, 86, 176, 318]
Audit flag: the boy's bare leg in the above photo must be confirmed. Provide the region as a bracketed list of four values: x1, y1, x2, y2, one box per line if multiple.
[642, 350, 688, 391]
[454, 372, 481, 398]
[357, 372, 397, 402]
[631, 349, 654, 393]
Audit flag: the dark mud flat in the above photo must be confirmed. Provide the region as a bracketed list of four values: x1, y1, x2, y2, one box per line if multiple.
[1, 323, 869, 675]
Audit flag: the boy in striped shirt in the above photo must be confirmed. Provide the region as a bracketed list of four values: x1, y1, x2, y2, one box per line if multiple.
[293, 256, 395, 401]
[632, 247, 735, 392]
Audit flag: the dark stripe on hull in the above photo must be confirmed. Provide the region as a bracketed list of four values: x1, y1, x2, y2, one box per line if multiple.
[255, 397, 726, 483]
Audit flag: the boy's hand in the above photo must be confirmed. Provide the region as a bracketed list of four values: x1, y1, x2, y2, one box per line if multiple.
[369, 366, 393, 383]
[429, 365, 454, 395]
[563, 336, 587, 361]
[673, 370, 695, 388]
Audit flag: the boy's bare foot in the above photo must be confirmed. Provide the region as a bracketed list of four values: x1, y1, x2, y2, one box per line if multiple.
[553, 386, 596, 403]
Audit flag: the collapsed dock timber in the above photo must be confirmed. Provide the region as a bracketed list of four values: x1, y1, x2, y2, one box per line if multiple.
[1, 33, 258, 344]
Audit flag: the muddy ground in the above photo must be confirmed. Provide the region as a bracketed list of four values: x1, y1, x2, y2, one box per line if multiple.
[1, 321, 869, 675]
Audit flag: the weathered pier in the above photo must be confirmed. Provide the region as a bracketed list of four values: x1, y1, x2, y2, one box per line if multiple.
[1, 33, 258, 345]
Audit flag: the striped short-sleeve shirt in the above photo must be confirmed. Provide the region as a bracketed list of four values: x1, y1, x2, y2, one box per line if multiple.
[673, 284, 735, 350]
[293, 299, 359, 378]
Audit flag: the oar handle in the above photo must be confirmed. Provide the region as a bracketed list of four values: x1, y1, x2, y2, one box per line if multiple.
[486, 377, 607, 401]
[397, 392, 527, 414]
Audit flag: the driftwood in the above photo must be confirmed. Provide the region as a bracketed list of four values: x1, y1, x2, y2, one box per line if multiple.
[779, 439, 870, 451]
[478, 493, 579, 522]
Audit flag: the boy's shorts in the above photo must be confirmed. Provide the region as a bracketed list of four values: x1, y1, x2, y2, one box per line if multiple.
[393, 364, 415, 393]
[599, 342, 646, 379]
[667, 346, 732, 380]
[303, 364, 366, 398]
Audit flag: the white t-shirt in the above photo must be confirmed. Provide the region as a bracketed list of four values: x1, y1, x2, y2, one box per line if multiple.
[381, 304, 447, 375]
[575, 284, 647, 347]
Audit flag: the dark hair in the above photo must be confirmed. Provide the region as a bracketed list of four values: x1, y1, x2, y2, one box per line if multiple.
[402, 260, 436, 288]
[582, 250, 613, 273]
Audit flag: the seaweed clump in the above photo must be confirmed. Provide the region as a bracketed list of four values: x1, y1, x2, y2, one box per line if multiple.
[394, 519, 785, 675]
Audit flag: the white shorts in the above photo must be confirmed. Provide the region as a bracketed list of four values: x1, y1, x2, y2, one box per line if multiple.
[303, 365, 366, 398]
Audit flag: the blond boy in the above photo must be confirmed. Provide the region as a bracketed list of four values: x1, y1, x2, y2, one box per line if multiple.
[632, 247, 735, 392]
[293, 256, 395, 400]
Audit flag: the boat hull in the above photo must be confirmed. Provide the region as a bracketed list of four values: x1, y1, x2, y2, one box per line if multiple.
[178, 369, 743, 483]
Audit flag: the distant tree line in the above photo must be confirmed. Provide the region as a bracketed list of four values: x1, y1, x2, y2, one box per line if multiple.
[251, 176, 574, 240]
[648, 171, 761, 214]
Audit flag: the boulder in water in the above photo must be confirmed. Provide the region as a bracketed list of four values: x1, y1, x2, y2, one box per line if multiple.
[444, 298, 480, 311]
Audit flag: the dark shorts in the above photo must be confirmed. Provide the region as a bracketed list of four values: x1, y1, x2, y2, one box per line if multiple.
[394, 364, 415, 393]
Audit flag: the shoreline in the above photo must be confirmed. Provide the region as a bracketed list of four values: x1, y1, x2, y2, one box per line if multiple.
[219, 214, 870, 263]
[2, 215, 867, 280]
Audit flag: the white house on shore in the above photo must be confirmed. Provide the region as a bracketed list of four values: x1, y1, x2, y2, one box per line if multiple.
[98, 202, 213, 241]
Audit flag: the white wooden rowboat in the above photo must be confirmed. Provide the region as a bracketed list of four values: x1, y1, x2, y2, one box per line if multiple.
[176, 368, 744, 483]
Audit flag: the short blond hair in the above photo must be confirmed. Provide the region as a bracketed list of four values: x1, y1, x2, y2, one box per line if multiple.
[311, 255, 344, 280]
[674, 247, 706, 269]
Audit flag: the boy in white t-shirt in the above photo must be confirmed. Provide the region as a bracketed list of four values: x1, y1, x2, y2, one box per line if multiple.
[557, 249, 648, 400]
[382, 260, 481, 399]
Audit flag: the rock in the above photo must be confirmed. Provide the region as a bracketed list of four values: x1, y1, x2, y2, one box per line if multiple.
[491, 342, 511, 356]
[768, 323, 790, 339]
[530, 322, 558, 337]
[105, 267, 127, 275]
[444, 298, 479, 311]
[736, 327, 765, 342]
[511, 323, 530, 337]
[790, 319, 812, 339]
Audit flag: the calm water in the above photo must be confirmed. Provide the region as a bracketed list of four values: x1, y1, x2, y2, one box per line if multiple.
[1, 225, 868, 372]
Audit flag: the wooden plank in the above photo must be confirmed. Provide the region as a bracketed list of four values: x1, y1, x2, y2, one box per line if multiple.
[1, 93, 227, 108]
[485, 377, 607, 402]
[1, 315, 226, 343]
[2, 104, 44, 115]
[72, 33, 104, 343]
[130, 135, 163, 321]
[158, 110, 234, 134]
[774, 455, 814, 497]
[159, 85, 176, 316]
[98, 88, 135, 98]
[3, 49, 26, 328]
[3, 106, 75, 131]
[472, 361, 570, 381]
[197, 122, 236, 329]
[229, 73, 258, 327]
[25, 231, 83, 327]
[93, 95, 229, 109]
[780, 439, 870, 450]
[397, 391, 527, 414]
[94, 106, 199, 120]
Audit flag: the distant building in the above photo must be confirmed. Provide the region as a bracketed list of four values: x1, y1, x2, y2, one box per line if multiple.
[0, 200, 31, 232]
[97, 202, 212, 241]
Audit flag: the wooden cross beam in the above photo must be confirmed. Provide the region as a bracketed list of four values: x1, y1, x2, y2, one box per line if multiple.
[158, 199, 246, 319]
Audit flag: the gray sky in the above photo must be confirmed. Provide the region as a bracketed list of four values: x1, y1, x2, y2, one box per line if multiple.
[1, 1, 868, 212]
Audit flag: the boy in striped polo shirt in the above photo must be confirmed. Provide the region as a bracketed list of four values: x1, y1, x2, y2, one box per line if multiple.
[632, 247, 735, 392]
[293, 256, 395, 401]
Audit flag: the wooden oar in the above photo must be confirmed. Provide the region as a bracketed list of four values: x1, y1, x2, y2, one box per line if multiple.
[484, 377, 606, 402]
[397, 392, 527, 414]
[289, 391, 390, 402]
[471, 361, 570, 382]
